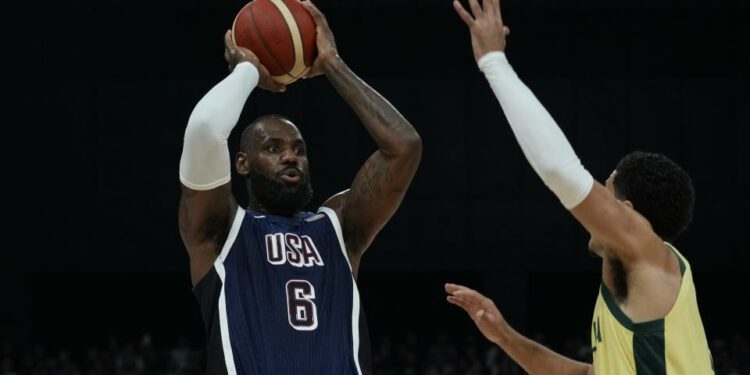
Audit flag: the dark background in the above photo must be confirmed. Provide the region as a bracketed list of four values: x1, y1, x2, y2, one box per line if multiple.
[3, 0, 748, 358]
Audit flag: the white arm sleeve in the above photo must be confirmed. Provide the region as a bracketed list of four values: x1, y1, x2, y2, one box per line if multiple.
[179, 62, 259, 190]
[478, 51, 594, 209]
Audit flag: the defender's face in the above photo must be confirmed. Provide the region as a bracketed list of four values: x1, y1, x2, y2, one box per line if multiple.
[587, 171, 618, 256]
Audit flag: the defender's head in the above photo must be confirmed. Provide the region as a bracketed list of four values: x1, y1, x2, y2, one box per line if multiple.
[235, 115, 313, 216]
[589, 151, 695, 253]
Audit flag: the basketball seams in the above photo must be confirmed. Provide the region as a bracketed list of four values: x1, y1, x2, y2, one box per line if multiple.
[267, 0, 305, 77]
[233, 0, 314, 84]
[248, 1, 288, 75]
[280, 0, 314, 67]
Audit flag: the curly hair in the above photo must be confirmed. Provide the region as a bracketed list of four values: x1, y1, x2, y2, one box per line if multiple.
[613, 151, 695, 242]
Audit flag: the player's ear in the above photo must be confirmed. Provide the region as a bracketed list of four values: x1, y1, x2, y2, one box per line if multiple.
[236, 151, 250, 175]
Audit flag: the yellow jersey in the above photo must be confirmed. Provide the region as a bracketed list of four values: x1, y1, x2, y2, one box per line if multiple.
[591, 244, 714, 374]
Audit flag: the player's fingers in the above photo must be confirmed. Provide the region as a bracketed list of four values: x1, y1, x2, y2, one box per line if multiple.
[224, 29, 236, 49]
[446, 296, 473, 313]
[451, 287, 482, 299]
[300, 0, 328, 27]
[452, 0, 475, 26]
[468, 0, 483, 18]
[493, 0, 503, 20]
[451, 292, 482, 307]
[264, 81, 286, 93]
[224, 32, 232, 59]
[446, 284, 482, 302]
[257, 65, 286, 92]
[482, 0, 495, 16]
[504, 26, 510, 36]
[445, 283, 465, 294]
[460, 292, 492, 310]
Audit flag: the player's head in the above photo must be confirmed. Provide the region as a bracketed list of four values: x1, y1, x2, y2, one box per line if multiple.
[589, 151, 695, 253]
[236, 115, 313, 216]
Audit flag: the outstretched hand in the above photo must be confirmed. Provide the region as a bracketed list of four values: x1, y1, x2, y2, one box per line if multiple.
[298, 0, 339, 78]
[453, 0, 510, 62]
[223, 30, 286, 93]
[445, 283, 510, 345]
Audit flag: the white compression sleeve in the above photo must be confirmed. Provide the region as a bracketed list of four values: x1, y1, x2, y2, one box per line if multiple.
[179, 62, 259, 190]
[478, 52, 594, 209]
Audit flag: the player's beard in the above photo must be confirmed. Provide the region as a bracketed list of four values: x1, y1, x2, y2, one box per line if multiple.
[247, 169, 313, 216]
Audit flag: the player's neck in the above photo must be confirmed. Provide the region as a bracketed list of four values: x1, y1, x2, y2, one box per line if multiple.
[246, 201, 298, 218]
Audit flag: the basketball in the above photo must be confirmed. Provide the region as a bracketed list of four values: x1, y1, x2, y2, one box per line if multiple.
[232, 0, 317, 85]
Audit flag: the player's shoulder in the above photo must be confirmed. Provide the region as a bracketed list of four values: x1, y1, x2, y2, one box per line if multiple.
[300, 211, 324, 221]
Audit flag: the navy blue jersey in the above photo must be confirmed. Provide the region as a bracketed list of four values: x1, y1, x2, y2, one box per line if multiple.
[194, 206, 371, 374]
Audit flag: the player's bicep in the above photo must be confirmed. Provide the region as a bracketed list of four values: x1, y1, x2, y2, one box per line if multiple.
[569, 183, 658, 260]
[179, 183, 237, 285]
[178, 183, 236, 253]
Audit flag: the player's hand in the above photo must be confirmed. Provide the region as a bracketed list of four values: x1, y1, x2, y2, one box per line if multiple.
[453, 0, 511, 62]
[224, 30, 286, 93]
[445, 283, 510, 346]
[298, 0, 339, 78]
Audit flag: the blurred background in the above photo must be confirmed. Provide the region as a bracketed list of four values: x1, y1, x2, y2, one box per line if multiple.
[3, 0, 749, 373]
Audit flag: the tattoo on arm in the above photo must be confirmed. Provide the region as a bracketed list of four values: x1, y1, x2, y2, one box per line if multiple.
[349, 155, 400, 206]
[323, 57, 421, 256]
[324, 57, 417, 155]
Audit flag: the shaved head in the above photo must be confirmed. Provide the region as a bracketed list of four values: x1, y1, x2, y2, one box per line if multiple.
[240, 114, 300, 152]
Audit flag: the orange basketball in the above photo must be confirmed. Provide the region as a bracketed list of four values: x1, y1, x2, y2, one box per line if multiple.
[232, 0, 317, 85]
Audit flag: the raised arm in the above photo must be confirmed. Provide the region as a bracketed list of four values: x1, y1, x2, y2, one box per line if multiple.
[446, 284, 594, 375]
[178, 31, 284, 285]
[453, 0, 662, 263]
[302, 1, 422, 271]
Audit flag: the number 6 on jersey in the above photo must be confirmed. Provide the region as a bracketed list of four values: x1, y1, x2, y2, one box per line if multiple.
[286, 280, 318, 331]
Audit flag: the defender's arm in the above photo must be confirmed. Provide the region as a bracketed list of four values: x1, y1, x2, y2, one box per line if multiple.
[454, 0, 661, 262]
[446, 284, 593, 375]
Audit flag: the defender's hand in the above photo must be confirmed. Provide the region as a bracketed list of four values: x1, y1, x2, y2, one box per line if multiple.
[445, 283, 510, 346]
[299, 0, 339, 78]
[453, 0, 511, 62]
[224, 30, 286, 93]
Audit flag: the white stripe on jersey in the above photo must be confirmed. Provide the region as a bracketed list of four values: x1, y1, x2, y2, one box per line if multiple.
[219, 208, 246, 262]
[215, 208, 246, 375]
[317, 206, 363, 375]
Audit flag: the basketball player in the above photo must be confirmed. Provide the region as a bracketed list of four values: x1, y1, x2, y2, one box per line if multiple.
[446, 0, 713, 373]
[177, 1, 421, 373]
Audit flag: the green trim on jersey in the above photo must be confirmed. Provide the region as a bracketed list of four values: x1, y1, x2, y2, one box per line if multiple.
[634, 321, 666, 375]
[666, 243, 686, 276]
[599, 284, 665, 334]
[593, 244, 713, 375]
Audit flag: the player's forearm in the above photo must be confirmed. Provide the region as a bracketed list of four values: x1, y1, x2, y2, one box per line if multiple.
[479, 52, 593, 209]
[322, 56, 421, 159]
[497, 326, 592, 375]
[179, 62, 259, 190]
